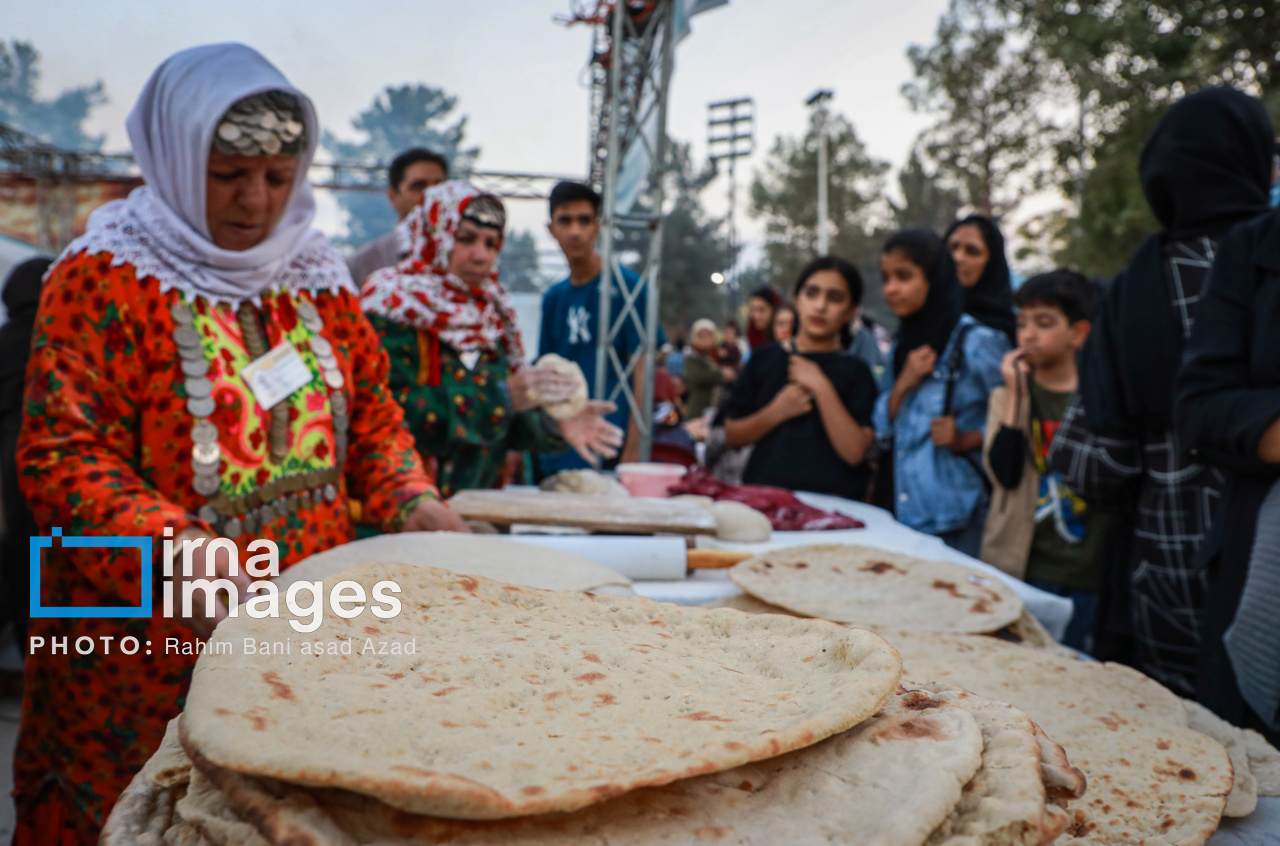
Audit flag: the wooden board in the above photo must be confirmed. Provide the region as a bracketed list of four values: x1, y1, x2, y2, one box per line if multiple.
[448, 490, 718, 536]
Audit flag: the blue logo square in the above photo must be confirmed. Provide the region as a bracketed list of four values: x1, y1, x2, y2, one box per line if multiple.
[29, 528, 153, 619]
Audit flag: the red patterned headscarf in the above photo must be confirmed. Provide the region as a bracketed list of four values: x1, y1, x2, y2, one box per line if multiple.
[360, 181, 526, 365]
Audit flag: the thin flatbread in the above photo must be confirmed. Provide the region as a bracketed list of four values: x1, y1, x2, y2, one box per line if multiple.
[913, 683, 1082, 846]
[100, 768, 183, 846]
[882, 629, 1233, 846]
[183, 563, 902, 820]
[176, 769, 273, 846]
[1182, 698, 1276, 814]
[731, 544, 1024, 633]
[140, 718, 194, 789]
[186, 685, 986, 846]
[273, 532, 633, 595]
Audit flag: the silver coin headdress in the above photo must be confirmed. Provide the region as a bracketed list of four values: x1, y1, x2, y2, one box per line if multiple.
[212, 90, 306, 157]
[461, 194, 506, 231]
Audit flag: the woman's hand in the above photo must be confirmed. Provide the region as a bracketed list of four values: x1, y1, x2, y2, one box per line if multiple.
[899, 345, 938, 391]
[508, 364, 581, 413]
[768, 383, 814, 421]
[788, 355, 832, 398]
[403, 498, 471, 533]
[171, 530, 253, 640]
[557, 400, 625, 466]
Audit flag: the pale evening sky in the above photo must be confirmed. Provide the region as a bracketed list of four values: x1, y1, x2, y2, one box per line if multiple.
[6, 0, 954, 274]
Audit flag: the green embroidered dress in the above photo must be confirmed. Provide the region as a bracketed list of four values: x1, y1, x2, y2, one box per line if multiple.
[369, 315, 566, 497]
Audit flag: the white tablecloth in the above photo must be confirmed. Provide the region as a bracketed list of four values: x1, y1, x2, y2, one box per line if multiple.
[628, 491, 1075, 641]
[1210, 798, 1280, 845]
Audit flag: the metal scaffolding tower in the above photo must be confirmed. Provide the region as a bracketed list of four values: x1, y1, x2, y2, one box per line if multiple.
[586, 0, 676, 461]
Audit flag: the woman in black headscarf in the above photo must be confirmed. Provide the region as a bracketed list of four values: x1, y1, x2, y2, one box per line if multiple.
[0, 256, 51, 646]
[1048, 87, 1276, 698]
[945, 215, 1017, 345]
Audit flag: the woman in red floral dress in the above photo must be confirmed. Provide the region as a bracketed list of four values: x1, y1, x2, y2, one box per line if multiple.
[11, 43, 466, 845]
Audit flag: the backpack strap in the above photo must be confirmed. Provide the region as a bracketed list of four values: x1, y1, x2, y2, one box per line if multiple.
[942, 322, 975, 417]
[939, 322, 992, 494]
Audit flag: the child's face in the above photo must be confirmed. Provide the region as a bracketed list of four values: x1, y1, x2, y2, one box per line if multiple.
[1016, 303, 1089, 368]
[880, 249, 930, 318]
[796, 270, 856, 342]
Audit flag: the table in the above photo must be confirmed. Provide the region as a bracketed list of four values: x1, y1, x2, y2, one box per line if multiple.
[625, 490, 1075, 641]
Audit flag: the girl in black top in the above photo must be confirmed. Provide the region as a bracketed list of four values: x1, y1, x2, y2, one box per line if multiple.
[723, 257, 877, 499]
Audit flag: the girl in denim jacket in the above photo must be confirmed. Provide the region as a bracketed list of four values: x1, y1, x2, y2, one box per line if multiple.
[873, 229, 1009, 556]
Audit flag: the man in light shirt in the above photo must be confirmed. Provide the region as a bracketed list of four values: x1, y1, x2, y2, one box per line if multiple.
[345, 148, 448, 285]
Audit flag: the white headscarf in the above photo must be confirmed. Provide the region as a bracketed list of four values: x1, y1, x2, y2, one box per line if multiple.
[59, 43, 352, 304]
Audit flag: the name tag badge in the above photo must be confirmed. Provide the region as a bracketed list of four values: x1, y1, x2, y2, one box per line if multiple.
[241, 341, 313, 410]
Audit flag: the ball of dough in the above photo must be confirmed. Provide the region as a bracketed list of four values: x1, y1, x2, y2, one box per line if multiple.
[532, 353, 589, 421]
[710, 500, 773, 542]
[540, 469, 631, 499]
[672, 494, 716, 510]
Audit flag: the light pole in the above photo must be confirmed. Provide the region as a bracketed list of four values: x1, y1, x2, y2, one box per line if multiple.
[708, 97, 755, 314]
[806, 89, 833, 256]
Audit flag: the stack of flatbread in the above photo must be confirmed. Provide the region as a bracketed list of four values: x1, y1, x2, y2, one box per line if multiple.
[105, 560, 1088, 846]
[711, 543, 1280, 844]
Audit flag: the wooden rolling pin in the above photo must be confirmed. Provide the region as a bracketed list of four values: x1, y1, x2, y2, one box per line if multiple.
[686, 549, 756, 570]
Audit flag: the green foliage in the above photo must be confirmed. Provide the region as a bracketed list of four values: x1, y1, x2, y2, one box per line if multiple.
[324, 84, 480, 248]
[891, 148, 965, 232]
[657, 142, 731, 336]
[499, 230, 542, 293]
[750, 112, 890, 289]
[0, 40, 105, 151]
[903, 0, 1065, 217]
[998, 0, 1280, 276]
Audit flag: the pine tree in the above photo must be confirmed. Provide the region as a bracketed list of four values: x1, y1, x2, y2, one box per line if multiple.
[903, 0, 1065, 218]
[0, 41, 106, 151]
[323, 84, 479, 248]
[750, 113, 890, 290]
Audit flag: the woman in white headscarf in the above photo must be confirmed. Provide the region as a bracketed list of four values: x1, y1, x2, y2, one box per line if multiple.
[12, 43, 464, 844]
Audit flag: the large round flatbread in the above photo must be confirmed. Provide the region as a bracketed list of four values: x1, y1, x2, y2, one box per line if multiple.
[883, 629, 1233, 846]
[180, 684, 984, 846]
[730, 544, 1024, 633]
[531, 353, 588, 420]
[274, 532, 633, 596]
[183, 563, 902, 820]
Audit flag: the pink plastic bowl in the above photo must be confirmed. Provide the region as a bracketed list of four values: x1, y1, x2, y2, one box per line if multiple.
[616, 462, 688, 498]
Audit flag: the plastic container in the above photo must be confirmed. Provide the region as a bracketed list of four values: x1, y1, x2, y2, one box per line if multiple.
[615, 462, 688, 498]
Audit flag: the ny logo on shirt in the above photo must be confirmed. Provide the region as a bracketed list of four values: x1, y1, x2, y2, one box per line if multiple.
[568, 306, 592, 344]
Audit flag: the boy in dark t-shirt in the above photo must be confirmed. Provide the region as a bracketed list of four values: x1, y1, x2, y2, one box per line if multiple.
[979, 270, 1104, 651]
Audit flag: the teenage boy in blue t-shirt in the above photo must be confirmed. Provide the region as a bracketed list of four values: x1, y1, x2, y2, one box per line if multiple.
[537, 181, 661, 477]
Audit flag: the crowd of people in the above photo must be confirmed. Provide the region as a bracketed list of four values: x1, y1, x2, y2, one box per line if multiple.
[646, 88, 1280, 752]
[0, 42, 1278, 845]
